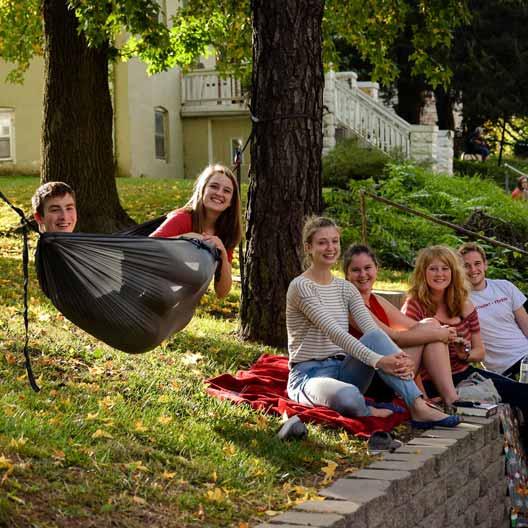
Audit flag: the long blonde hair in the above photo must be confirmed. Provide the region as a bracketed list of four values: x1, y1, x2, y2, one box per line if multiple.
[408, 245, 470, 318]
[184, 164, 242, 251]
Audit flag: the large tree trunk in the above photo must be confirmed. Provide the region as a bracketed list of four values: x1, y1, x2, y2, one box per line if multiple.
[240, 0, 324, 347]
[434, 86, 455, 130]
[42, 0, 133, 232]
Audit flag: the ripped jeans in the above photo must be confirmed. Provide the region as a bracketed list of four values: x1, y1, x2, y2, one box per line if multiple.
[287, 329, 422, 417]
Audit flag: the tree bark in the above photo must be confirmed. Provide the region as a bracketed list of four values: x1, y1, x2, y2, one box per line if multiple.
[42, 0, 133, 232]
[434, 86, 455, 130]
[240, 0, 324, 347]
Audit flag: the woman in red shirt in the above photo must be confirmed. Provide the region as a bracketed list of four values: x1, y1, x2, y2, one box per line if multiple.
[403, 245, 528, 412]
[344, 245, 459, 405]
[151, 164, 242, 298]
[511, 175, 528, 200]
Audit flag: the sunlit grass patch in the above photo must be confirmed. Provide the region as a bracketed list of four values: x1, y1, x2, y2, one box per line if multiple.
[0, 176, 383, 527]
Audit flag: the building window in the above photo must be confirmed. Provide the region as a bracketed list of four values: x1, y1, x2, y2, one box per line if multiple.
[0, 109, 14, 161]
[154, 107, 168, 161]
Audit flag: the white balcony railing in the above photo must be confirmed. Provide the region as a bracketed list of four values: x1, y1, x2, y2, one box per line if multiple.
[181, 69, 247, 115]
[181, 69, 412, 158]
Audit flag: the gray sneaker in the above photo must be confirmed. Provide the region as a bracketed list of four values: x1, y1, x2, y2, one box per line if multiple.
[277, 415, 308, 441]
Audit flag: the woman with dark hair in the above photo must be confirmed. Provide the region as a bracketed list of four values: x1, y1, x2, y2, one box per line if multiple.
[151, 164, 242, 297]
[285, 217, 459, 428]
[511, 175, 528, 200]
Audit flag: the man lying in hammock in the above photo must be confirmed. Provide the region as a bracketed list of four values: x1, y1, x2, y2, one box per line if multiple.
[32, 182, 77, 233]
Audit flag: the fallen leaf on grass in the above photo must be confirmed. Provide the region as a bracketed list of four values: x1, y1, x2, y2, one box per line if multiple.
[265, 510, 280, 516]
[223, 443, 236, 456]
[9, 437, 27, 449]
[206, 487, 227, 502]
[5, 353, 16, 365]
[126, 461, 149, 472]
[157, 394, 170, 403]
[52, 450, 66, 460]
[0, 456, 13, 469]
[254, 414, 268, 430]
[92, 429, 113, 439]
[162, 471, 176, 480]
[239, 523, 249, 528]
[86, 412, 99, 421]
[99, 396, 116, 409]
[3, 405, 15, 417]
[157, 415, 173, 425]
[134, 420, 147, 433]
[132, 496, 147, 505]
[321, 460, 338, 485]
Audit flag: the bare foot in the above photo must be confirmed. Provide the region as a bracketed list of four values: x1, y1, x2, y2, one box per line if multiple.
[410, 398, 449, 422]
[368, 406, 393, 418]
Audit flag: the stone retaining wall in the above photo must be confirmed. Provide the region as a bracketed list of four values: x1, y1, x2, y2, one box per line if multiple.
[256, 415, 508, 528]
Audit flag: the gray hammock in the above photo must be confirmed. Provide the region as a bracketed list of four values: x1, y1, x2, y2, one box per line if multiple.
[36, 229, 219, 354]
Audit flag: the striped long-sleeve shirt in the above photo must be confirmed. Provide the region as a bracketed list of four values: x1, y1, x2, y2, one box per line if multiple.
[286, 275, 384, 368]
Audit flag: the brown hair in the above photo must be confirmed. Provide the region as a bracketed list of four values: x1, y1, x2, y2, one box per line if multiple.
[516, 175, 528, 191]
[184, 164, 242, 251]
[31, 182, 76, 217]
[408, 245, 470, 318]
[458, 242, 487, 262]
[342, 244, 379, 275]
[302, 216, 339, 268]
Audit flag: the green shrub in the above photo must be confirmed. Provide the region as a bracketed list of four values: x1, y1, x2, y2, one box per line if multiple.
[324, 162, 528, 291]
[453, 159, 510, 189]
[514, 140, 528, 158]
[322, 137, 392, 188]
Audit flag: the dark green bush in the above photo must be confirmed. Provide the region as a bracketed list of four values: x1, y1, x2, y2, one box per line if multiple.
[324, 162, 528, 290]
[453, 159, 510, 189]
[322, 137, 392, 189]
[514, 140, 528, 158]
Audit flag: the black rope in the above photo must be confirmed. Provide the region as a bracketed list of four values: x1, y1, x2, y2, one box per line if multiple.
[250, 111, 319, 124]
[0, 190, 40, 391]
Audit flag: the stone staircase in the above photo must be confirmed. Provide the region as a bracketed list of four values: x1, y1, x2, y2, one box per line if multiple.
[323, 71, 454, 174]
[180, 68, 454, 174]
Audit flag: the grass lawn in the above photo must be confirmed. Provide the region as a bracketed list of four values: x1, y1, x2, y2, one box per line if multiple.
[0, 176, 393, 528]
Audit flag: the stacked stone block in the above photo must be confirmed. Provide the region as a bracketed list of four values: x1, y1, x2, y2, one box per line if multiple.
[256, 415, 508, 528]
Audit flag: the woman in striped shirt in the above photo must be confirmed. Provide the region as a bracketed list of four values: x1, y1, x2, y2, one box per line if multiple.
[403, 245, 528, 410]
[286, 217, 459, 428]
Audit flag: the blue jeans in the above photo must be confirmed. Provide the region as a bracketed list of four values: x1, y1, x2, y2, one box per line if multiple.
[287, 329, 422, 417]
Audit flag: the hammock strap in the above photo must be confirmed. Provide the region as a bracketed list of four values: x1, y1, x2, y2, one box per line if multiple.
[22, 221, 40, 392]
[0, 190, 40, 391]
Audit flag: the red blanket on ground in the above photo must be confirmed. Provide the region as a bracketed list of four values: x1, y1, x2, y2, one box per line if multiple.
[205, 354, 410, 438]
